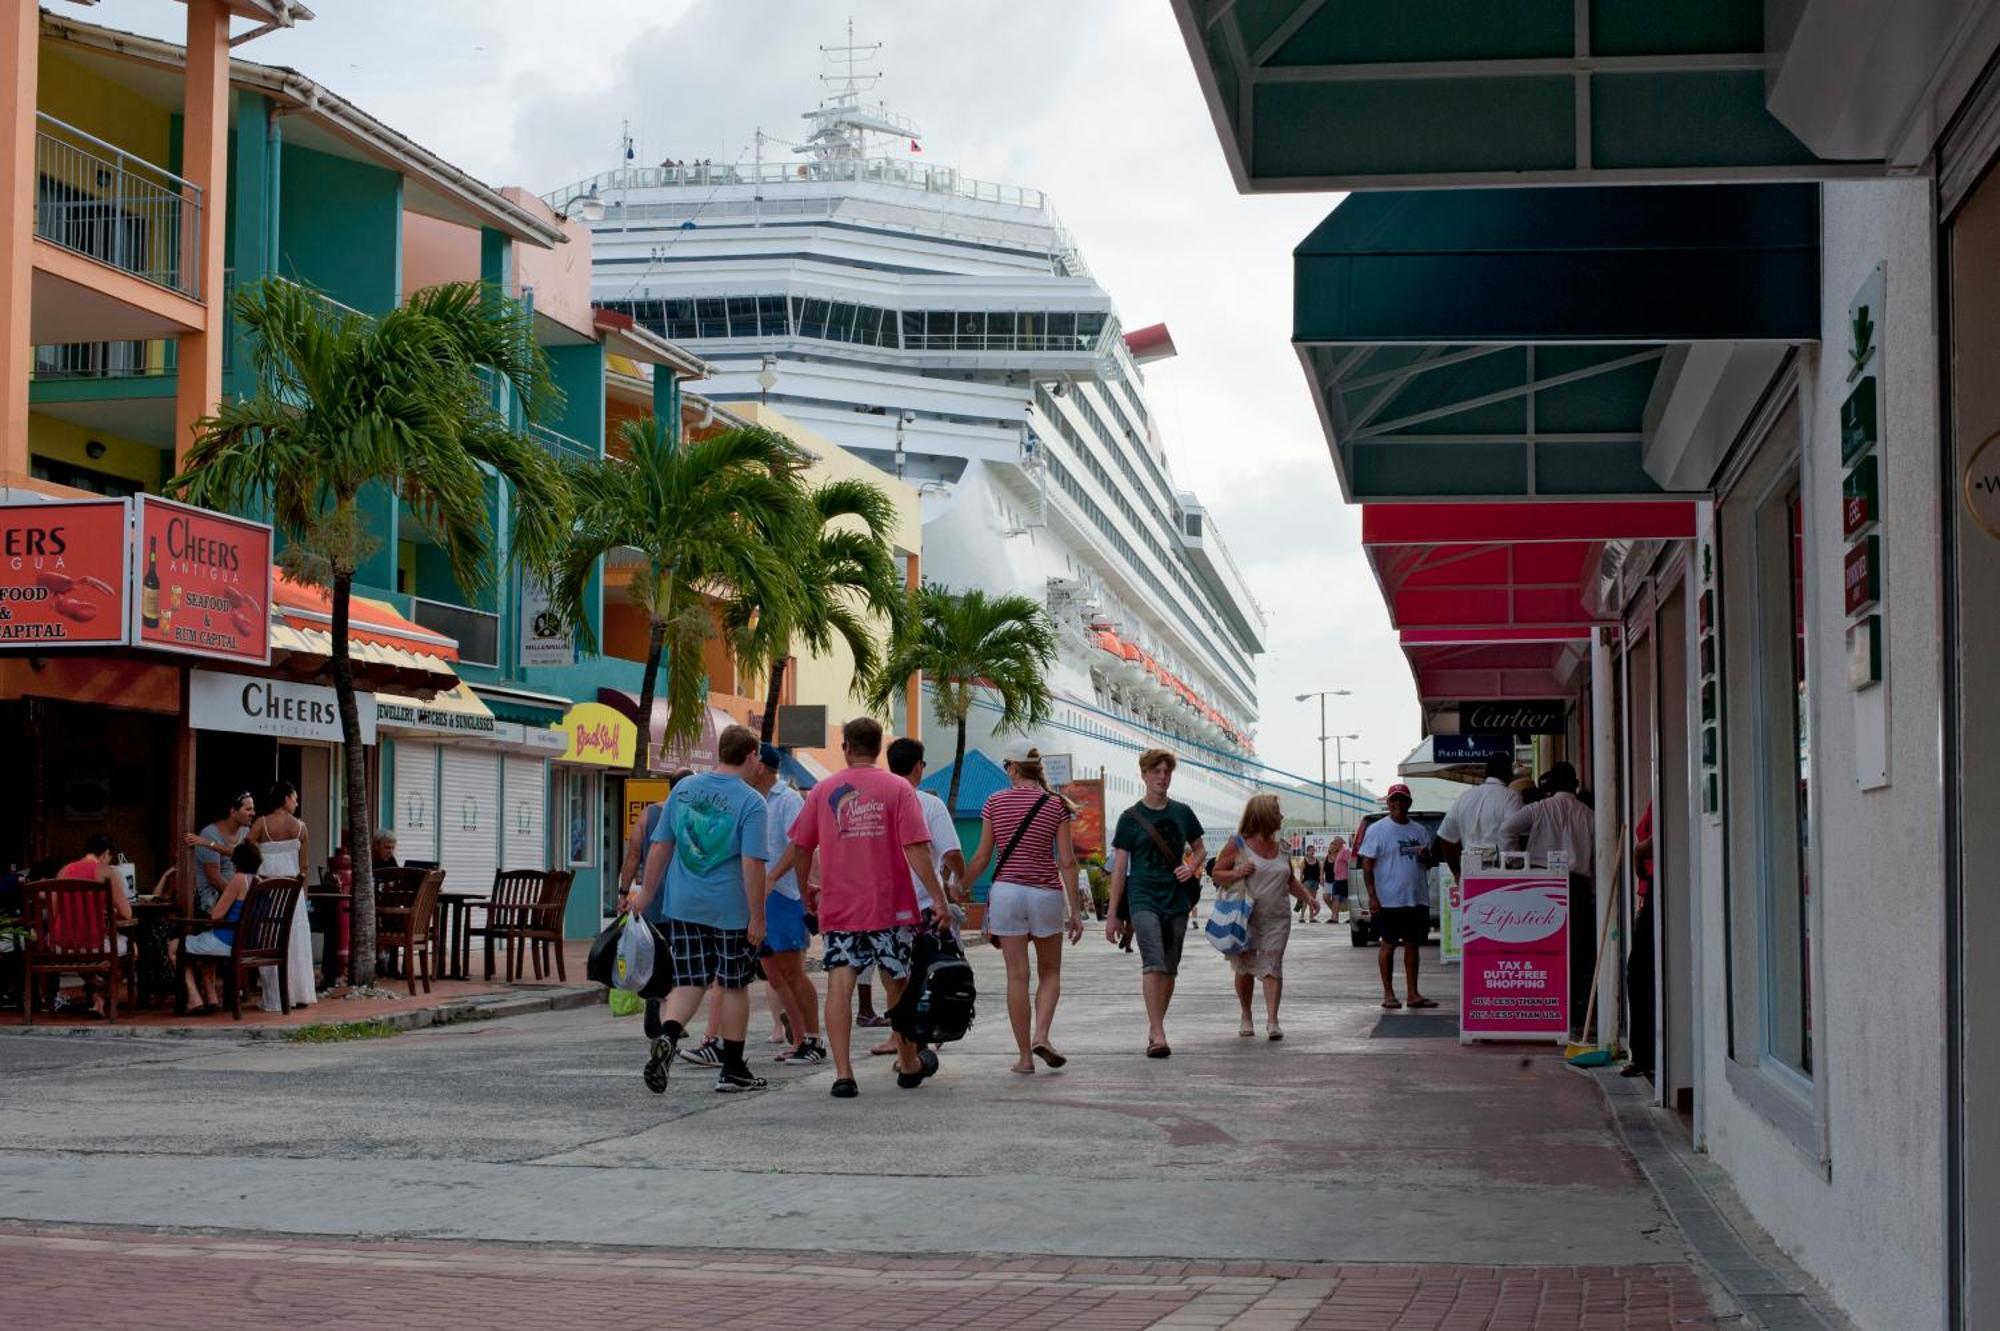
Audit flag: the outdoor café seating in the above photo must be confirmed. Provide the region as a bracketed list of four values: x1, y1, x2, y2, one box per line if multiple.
[21, 879, 130, 1024]
[175, 876, 305, 1020]
[470, 869, 570, 982]
[376, 867, 445, 996]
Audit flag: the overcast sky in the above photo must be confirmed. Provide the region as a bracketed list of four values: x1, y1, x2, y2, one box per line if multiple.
[83, 0, 1419, 800]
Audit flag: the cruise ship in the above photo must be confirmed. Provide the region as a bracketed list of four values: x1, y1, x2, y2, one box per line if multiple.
[543, 50, 1268, 832]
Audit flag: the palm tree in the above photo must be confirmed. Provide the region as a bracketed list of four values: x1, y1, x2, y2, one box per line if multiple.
[868, 584, 1058, 813]
[553, 417, 810, 773]
[167, 277, 570, 988]
[733, 477, 906, 744]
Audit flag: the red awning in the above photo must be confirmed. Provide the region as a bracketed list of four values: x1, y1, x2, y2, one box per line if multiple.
[271, 569, 460, 662]
[1361, 501, 1695, 702]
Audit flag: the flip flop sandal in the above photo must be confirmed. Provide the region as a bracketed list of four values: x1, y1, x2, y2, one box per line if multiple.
[1145, 1041, 1172, 1059]
[1032, 1043, 1067, 1068]
[918, 1049, 940, 1080]
[869, 1040, 899, 1056]
[830, 1078, 859, 1099]
[1408, 998, 1440, 1009]
[1381, 998, 1404, 1010]
[1010, 1062, 1036, 1075]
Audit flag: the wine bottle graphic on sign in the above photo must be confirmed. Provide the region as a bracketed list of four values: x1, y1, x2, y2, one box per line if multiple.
[141, 537, 161, 629]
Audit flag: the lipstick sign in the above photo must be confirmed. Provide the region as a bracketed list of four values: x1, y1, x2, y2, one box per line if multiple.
[1458, 869, 1570, 1044]
[0, 499, 132, 648]
[129, 495, 273, 666]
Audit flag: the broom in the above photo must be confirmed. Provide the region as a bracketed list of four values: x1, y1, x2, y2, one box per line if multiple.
[1565, 825, 1627, 1067]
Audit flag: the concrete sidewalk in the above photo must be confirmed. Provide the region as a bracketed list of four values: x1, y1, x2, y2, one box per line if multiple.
[0, 918, 1741, 1327]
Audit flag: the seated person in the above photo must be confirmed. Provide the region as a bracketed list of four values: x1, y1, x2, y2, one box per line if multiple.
[370, 829, 399, 874]
[181, 840, 259, 1014]
[55, 833, 134, 1018]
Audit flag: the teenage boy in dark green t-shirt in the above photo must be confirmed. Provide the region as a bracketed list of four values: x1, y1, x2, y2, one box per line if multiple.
[1106, 748, 1205, 1059]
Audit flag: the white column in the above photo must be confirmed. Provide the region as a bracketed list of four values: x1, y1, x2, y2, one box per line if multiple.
[1590, 626, 1620, 1047]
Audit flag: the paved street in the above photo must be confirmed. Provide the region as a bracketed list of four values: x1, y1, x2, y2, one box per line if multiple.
[1, 921, 1724, 1328]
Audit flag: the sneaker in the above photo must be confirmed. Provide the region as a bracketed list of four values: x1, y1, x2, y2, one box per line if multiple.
[716, 1067, 768, 1093]
[642, 1034, 677, 1094]
[679, 1036, 724, 1067]
[777, 1038, 827, 1064]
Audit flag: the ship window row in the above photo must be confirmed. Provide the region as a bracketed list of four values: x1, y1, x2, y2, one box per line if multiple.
[1038, 383, 1178, 527]
[1037, 396, 1250, 678]
[600, 295, 1111, 353]
[1042, 449, 1256, 702]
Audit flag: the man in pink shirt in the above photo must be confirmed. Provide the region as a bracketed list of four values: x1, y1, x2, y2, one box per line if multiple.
[782, 716, 949, 1098]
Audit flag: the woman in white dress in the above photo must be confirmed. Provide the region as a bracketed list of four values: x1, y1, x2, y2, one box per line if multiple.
[1211, 795, 1319, 1040]
[251, 780, 315, 1010]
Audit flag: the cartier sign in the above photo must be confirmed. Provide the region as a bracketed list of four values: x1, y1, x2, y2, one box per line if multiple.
[1454, 700, 1567, 736]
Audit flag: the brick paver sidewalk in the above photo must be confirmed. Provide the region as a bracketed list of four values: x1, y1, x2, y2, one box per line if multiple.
[3, 1226, 1719, 1330]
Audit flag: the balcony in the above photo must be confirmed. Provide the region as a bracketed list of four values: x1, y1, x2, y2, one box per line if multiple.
[35, 113, 203, 299]
[410, 597, 500, 669]
[530, 423, 598, 464]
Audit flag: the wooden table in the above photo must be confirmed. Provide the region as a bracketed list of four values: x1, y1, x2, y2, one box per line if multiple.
[434, 890, 486, 982]
[121, 898, 178, 1007]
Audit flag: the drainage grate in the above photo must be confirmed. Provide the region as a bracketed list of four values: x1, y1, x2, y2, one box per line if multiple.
[1369, 1014, 1460, 1039]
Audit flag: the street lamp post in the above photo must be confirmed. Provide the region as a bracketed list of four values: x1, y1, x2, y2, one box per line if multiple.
[1296, 690, 1352, 825]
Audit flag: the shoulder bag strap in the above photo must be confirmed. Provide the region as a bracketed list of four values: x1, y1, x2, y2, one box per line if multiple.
[1139, 810, 1183, 868]
[994, 793, 1053, 882]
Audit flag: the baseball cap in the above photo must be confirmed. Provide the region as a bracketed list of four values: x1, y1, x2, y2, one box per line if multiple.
[1386, 783, 1413, 802]
[757, 742, 785, 770]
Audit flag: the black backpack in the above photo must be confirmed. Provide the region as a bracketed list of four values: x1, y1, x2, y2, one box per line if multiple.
[890, 929, 977, 1045]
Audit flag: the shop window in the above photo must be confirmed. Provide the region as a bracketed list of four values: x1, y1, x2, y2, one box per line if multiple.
[564, 768, 596, 868]
[1718, 401, 1815, 1087]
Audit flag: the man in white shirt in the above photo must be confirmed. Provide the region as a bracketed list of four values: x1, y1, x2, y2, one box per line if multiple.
[1359, 785, 1439, 1011]
[1498, 761, 1594, 878]
[887, 737, 965, 920]
[1498, 761, 1596, 1033]
[1436, 753, 1524, 877]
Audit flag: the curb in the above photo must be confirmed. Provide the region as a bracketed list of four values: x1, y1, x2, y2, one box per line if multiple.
[0, 985, 601, 1042]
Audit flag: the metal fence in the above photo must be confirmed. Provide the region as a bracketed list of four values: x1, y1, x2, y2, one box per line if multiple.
[34, 112, 203, 298]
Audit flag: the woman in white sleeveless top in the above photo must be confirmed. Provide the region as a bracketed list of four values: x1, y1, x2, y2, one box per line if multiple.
[1211, 795, 1319, 1040]
[252, 781, 315, 1009]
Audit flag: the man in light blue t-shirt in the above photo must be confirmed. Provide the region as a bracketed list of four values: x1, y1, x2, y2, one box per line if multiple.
[1359, 784, 1437, 1013]
[628, 725, 769, 1096]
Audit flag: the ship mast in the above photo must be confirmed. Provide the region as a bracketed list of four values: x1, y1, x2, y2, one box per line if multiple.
[798, 17, 921, 162]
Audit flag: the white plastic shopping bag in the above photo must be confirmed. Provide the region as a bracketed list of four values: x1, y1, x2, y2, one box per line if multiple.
[613, 912, 657, 993]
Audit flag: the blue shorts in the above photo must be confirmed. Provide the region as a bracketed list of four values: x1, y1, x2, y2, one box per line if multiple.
[760, 891, 808, 956]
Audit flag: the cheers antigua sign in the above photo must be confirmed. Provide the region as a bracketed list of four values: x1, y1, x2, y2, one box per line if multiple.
[0, 500, 131, 647]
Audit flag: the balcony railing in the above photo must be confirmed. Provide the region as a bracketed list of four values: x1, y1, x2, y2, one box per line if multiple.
[409, 597, 500, 669]
[35, 113, 203, 298]
[530, 423, 598, 464]
[31, 270, 239, 383]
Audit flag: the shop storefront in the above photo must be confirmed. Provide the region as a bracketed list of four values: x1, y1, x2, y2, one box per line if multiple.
[551, 699, 644, 924]
[378, 682, 566, 896]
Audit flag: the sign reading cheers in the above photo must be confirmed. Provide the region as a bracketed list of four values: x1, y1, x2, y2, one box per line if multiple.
[190, 669, 378, 744]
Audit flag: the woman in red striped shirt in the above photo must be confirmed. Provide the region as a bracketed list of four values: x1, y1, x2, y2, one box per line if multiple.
[963, 749, 1082, 1074]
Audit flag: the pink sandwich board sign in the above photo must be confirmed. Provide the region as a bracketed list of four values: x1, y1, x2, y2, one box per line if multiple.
[1458, 870, 1570, 1044]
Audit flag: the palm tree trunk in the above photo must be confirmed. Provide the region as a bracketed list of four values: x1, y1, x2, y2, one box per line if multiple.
[759, 652, 788, 743]
[630, 616, 668, 775]
[946, 705, 969, 816]
[330, 569, 376, 987]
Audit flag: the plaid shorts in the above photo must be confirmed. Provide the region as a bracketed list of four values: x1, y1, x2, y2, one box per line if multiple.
[822, 926, 914, 980]
[665, 918, 756, 990]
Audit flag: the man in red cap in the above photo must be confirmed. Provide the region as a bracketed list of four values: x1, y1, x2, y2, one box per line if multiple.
[1358, 784, 1438, 1010]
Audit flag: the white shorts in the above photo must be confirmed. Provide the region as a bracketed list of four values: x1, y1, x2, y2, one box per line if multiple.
[985, 881, 1068, 938]
[184, 930, 233, 958]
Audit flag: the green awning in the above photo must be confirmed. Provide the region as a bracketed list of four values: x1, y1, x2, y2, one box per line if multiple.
[1171, 0, 1876, 191]
[1294, 184, 1819, 501]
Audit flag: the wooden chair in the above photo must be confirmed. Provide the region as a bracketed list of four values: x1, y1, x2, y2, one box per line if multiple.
[22, 879, 122, 1024]
[377, 869, 443, 996]
[176, 876, 305, 1020]
[521, 870, 576, 982]
[471, 870, 547, 981]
